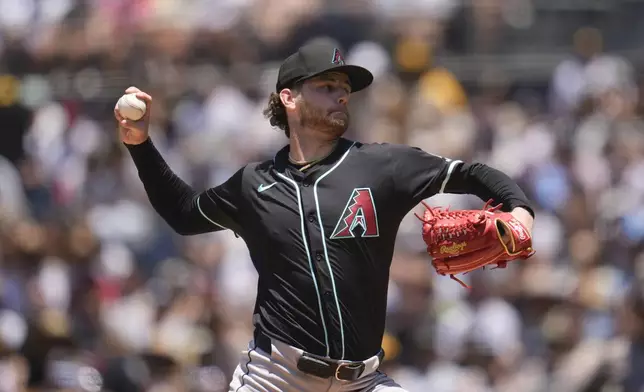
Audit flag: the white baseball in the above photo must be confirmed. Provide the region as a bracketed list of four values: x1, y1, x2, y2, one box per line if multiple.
[116, 93, 147, 121]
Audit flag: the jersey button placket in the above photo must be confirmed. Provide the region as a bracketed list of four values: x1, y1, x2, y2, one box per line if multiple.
[299, 174, 341, 357]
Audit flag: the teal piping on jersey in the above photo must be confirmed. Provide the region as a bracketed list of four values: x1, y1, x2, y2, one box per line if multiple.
[313, 142, 356, 360]
[197, 195, 228, 230]
[276, 172, 331, 356]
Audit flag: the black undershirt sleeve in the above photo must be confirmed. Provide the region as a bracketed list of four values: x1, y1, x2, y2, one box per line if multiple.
[390, 144, 534, 216]
[125, 138, 244, 236]
[443, 162, 535, 216]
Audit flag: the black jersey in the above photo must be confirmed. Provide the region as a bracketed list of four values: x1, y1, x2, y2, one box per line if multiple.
[126, 137, 533, 361]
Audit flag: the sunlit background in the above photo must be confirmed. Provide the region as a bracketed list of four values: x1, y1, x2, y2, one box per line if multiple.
[1, 0, 644, 391]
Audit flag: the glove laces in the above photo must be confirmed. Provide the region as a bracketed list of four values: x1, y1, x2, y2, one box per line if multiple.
[414, 199, 502, 242]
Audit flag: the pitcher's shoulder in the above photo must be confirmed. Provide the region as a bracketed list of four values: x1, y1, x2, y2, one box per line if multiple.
[237, 160, 275, 183]
[251, 159, 273, 172]
[350, 140, 419, 159]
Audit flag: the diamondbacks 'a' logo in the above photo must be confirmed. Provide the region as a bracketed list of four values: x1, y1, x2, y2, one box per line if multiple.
[330, 188, 379, 239]
[331, 48, 345, 65]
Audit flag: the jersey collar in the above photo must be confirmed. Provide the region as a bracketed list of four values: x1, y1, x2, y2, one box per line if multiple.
[273, 138, 354, 174]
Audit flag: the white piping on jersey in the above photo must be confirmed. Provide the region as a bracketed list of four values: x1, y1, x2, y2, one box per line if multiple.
[196, 195, 228, 230]
[439, 159, 463, 194]
[276, 172, 331, 356]
[313, 142, 356, 360]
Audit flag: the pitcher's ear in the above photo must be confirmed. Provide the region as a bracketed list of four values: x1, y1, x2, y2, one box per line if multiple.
[279, 88, 299, 110]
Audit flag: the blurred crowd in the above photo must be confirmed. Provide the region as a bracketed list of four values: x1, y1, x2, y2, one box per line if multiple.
[2, 0, 644, 391]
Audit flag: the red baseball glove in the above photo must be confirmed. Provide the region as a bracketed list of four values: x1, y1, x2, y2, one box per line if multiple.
[415, 199, 535, 288]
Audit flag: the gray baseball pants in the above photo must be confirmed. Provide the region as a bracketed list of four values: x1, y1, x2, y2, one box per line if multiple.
[228, 337, 408, 392]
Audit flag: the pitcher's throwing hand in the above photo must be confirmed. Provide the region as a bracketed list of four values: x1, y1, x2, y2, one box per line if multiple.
[114, 86, 152, 146]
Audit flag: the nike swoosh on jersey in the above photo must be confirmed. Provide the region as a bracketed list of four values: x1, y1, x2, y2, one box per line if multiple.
[257, 182, 278, 193]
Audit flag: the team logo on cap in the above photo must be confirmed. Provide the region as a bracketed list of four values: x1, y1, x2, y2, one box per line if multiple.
[331, 48, 345, 65]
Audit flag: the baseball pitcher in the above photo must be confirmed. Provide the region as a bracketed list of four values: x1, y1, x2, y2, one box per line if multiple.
[114, 38, 535, 392]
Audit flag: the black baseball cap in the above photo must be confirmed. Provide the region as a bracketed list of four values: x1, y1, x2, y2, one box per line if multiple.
[276, 38, 374, 93]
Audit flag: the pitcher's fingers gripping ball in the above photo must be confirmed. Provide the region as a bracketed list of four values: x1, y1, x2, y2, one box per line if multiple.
[416, 199, 535, 288]
[116, 92, 147, 121]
